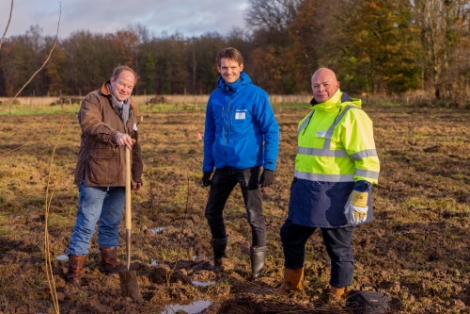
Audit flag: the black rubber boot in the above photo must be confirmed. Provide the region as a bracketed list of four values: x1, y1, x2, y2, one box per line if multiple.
[211, 237, 228, 271]
[250, 246, 267, 280]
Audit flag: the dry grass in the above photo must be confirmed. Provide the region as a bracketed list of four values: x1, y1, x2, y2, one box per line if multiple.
[0, 104, 469, 313]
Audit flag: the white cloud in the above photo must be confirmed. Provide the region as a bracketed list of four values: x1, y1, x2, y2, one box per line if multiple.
[0, 0, 250, 39]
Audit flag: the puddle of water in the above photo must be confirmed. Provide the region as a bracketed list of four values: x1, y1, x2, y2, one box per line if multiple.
[191, 280, 216, 287]
[161, 300, 212, 314]
[149, 227, 165, 234]
[56, 254, 68, 261]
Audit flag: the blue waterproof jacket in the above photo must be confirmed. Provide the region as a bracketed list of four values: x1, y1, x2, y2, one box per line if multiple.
[203, 72, 279, 172]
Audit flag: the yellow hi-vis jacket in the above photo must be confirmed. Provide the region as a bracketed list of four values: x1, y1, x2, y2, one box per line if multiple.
[287, 90, 380, 228]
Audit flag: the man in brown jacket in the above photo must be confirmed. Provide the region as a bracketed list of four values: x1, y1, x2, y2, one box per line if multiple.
[66, 66, 143, 285]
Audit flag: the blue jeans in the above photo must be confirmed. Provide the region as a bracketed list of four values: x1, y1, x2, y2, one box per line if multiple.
[280, 219, 354, 288]
[204, 167, 266, 247]
[66, 184, 125, 256]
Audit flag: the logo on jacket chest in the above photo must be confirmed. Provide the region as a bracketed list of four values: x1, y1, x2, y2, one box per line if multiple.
[235, 109, 247, 120]
[316, 130, 327, 138]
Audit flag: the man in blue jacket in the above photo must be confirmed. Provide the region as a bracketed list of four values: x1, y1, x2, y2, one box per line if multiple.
[202, 47, 280, 280]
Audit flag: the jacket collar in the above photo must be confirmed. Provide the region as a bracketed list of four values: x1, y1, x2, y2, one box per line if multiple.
[100, 81, 137, 110]
[100, 81, 112, 96]
[217, 72, 252, 94]
[310, 89, 351, 106]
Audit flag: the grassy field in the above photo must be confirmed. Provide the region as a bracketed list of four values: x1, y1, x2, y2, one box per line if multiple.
[0, 103, 469, 313]
[0, 95, 312, 115]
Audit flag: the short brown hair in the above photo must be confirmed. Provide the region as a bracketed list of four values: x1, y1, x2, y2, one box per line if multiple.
[112, 66, 138, 83]
[216, 47, 244, 67]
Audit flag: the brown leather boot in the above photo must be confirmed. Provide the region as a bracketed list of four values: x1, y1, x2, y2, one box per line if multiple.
[67, 255, 87, 285]
[273, 267, 304, 294]
[99, 247, 118, 275]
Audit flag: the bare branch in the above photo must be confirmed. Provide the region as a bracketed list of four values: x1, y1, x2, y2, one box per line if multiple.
[245, 0, 301, 33]
[8, 3, 62, 114]
[0, 0, 14, 50]
[44, 114, 66, 314]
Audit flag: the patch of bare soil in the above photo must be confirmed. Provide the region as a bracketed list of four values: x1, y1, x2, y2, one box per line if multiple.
[0, 105, 469, 313]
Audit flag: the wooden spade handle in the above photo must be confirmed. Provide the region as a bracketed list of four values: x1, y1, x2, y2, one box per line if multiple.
[125, 146, 131, 230]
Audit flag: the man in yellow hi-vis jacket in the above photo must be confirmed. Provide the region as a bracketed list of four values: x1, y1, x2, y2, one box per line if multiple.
[275, 68, 380, 300]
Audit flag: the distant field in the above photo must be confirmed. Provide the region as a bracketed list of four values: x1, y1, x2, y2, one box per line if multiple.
[0, 95, 313, 114]
[0, 105, 469, 313]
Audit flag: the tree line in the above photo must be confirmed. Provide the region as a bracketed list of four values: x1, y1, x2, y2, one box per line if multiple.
[0, 0, 469, 102]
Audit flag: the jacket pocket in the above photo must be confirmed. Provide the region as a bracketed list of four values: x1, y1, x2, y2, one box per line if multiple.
[87, 148, 119, 185]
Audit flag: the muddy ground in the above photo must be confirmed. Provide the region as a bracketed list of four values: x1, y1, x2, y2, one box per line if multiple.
[0, 104, 469, 313]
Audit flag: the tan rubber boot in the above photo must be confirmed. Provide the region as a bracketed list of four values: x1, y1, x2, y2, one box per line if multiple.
[99, 247, 118, 275]
[328, 285, 347, 308]
[314, 285, 347, 309]
[67, 255, 87, 285]
[330, 286, 346, 298]
[273, 267, 304, 294]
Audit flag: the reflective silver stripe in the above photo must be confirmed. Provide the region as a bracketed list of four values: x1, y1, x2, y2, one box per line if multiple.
[296, 105, 378, 182]
[295, 170, 355, 182]
[350, 149, 378, 160]
[356, 169, 380, 179]
[297, 111, 315, 136]
[323, 106, 356, 149]
[297, 147, 378, 159]
[297, 147, 349, 157]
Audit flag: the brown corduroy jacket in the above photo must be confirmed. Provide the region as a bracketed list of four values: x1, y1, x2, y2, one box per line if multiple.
[73, 81, 143, 187]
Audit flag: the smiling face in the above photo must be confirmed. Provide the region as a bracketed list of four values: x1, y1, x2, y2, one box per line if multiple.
[217, 58, 244, 84]
[110, 70, 136, 102]
[311, 68, 340, 103]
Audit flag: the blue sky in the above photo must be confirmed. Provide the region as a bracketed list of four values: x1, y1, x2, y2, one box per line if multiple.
[0, 0, 251, 39]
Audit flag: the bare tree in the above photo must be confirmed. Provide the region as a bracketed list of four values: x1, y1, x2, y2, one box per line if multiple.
[0, 0, 13, 50]
[244, 0, 301, 33]
[410, 0, 469, 99]
[7, 28, 60, 113]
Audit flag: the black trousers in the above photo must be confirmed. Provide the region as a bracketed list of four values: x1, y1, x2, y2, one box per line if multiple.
[204, 167, 266, 247]
[280, 219, 354, 287]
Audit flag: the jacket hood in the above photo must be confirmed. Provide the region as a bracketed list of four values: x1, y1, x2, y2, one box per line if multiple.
[217, 72, 252, 93]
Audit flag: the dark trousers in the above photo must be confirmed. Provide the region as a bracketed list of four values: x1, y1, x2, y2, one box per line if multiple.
[280, 219, 354, 288]
[204, 167, 266, 247]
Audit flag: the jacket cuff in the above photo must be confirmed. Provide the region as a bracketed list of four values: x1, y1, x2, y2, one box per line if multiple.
[203, 166, 214, 173]
[109, 131, 120, 144]
[263, 161, 276, 171]
[354, 180, 371, 191]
